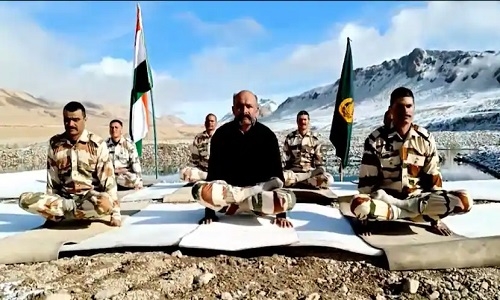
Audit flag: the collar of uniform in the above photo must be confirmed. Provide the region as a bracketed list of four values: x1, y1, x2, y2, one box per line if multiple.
[202, 130, 212, 137]
[387, 124, 418, 141]
[294, 129, 311, 137]
[78, 129, 91, 143]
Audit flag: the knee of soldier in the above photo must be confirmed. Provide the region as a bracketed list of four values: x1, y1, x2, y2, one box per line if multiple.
[284, 190, 297, 211]
[18, 192, 42, 210]
[349, 194, 372, 220]
[179, 167, 190, 180]
[325, 173, 334, 185]
[450, 189, 473, 213]
[191, 181, 208, 202]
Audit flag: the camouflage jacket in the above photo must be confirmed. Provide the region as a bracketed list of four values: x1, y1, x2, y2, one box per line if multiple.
[47, 129, 118, 201]
[106, 136, 142, 180]
[282, 129, 324, 172]
[190, 131, 213, 172]
[358, 124, 443, 199]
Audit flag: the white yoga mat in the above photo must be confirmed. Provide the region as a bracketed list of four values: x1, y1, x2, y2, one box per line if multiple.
[0, 203, 45, 240]
[120, 183, 186, 202]
[329, 182, 358, 198]
[60, 203, 204, 252]
[179, 213, 299, 251]
[443, 180, 500, 202]
[0, 170, 46, 199]
[442, 203, 500, 238]
[288, 204, 383, 256]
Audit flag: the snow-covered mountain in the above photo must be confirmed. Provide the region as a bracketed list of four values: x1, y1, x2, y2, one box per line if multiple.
[262, 48, 500, 133]
[219, 98, 278, 123]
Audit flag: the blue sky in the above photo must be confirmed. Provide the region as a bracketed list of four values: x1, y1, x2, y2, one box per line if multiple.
[0, 1, 499, 123]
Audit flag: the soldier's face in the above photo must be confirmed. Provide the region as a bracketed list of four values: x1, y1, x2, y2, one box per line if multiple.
[205, 115, 217, 131]
[390, 96, 414, 127]
[232, 92, 258, 126]
[63, 109, 86, 138]
[109, 122, 122, 139]
[297, 115, 309, 130]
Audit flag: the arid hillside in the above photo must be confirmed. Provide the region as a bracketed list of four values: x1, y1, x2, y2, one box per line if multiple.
[0, 89, 203, 146]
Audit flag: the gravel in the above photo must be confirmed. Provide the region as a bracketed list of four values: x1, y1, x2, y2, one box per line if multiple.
[1, 129, 500, 299]
[1, 250, 500, 300]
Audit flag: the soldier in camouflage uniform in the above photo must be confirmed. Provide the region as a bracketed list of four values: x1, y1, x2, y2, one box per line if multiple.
[106, 119, 143, 190]
[349, 87, 473, 236]
[18, 102, 121, 227]
[180, 113, 217, 183]
[282, 110, 333, 189]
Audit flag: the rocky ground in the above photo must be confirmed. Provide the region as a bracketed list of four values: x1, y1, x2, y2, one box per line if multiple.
[1, 249, 500, 300]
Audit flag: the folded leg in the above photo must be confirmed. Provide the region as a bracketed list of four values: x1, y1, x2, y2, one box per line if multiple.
[180, 166, 208, 183]
[350, 189, 473, 222]
[283, 168, 333, 189]
[18, 191, 118, 223]
[191, 178, 295, 216]
[116, 171, 142, 189]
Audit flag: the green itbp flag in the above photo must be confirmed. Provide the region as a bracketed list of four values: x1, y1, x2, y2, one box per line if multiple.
[329, 37, 354, 169]
[129, 3, 154, 157]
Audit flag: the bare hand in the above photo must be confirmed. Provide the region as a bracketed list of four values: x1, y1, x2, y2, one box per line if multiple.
[430, 221, 452, 236]
[199, 215, 219, 225]
[134, 184, 143, 190]
[272, 218, 294, 228]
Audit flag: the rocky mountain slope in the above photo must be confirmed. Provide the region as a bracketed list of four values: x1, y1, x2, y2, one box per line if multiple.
[220, 98, 278, 123]
[263, 48, 500, 132]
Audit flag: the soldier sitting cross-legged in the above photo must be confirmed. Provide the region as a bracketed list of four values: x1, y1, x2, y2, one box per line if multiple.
[18, 101, 121, 227]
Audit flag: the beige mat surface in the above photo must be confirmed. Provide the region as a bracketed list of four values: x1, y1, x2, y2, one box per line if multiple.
[339, 200, 500, 270]
[0, 201, 150, 265]
[290, 188, 337, 204]
[163, 186, 195, 203]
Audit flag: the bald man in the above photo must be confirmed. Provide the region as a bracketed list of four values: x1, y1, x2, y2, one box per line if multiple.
[180, 113, 217, 183]
[191, 90, 296, 228]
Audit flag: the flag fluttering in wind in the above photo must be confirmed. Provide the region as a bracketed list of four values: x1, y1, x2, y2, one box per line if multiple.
[329, 37, 354, 178]
[130, 3, 159, 178]
[130, 3, 153, 157]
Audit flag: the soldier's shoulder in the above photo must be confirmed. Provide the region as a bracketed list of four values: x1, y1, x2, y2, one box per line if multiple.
[412, 124, 432, 141]
[285, 130, 298, 139]
[87, 131, 106, 146]
[310, 131, 320, 139]
[49, 133, 66, 148]
[366, 125, 387, 141]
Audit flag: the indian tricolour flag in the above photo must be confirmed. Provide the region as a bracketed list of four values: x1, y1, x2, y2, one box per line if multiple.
[130, 3, 153, 156]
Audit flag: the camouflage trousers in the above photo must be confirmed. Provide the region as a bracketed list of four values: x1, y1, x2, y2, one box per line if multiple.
[180, 166, 208, 183]
[116, 171, 142, 189]
[18, 190, 121, 222]
[191, 178, 296, 216]
[349, 189, 473, 223]
[283, 168, 333, 189]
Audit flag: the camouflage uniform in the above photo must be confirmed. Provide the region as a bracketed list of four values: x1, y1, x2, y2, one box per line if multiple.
[350, 124, 473, 224]
[180, 131, 212, 183]
[282, 130, 333, 189]
[106, 136, 143, 189]
[18, 130, 121, 223]
[191, 178, 296, 216]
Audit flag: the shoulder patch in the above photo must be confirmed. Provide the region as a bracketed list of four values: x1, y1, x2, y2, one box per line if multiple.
[310, 131, 320, 139]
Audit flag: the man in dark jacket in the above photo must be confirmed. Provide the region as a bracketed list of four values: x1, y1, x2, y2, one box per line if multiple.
[191, 90, 296, 228]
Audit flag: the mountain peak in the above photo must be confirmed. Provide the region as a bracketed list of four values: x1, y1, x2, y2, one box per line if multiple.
[264, 48, 500, 132]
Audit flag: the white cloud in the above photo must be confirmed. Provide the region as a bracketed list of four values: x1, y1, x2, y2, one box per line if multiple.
[0, 1, 499, 124]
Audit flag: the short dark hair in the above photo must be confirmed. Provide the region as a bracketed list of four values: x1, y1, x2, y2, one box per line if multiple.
[297, 110, 309, 119]
[63, 101, 86, 118]
[390, 87, 414, 106]
[109, 119, 123, 127]
[205, 113, 217, 121]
